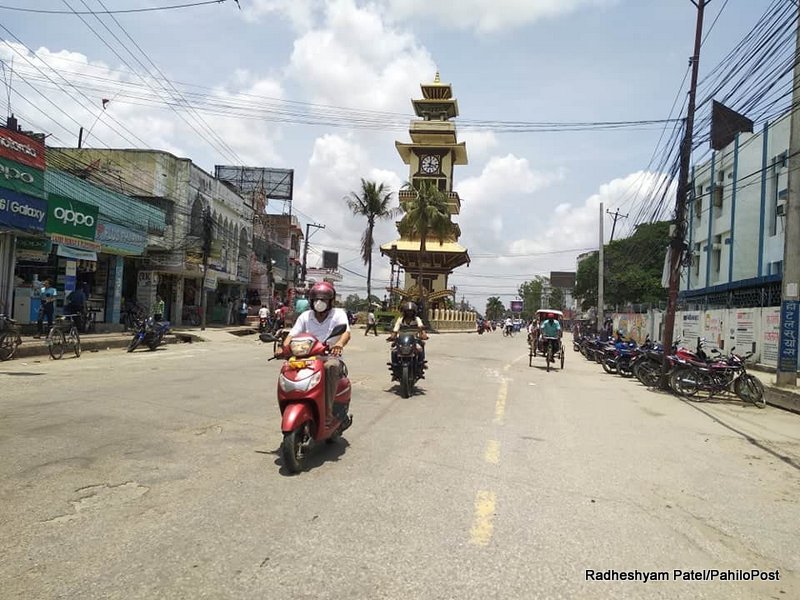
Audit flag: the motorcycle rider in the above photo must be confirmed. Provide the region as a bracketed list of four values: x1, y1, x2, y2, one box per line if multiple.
[388, 301, 428, 378]
[281, 281, 351, 424]
[540, 313, 562, 357]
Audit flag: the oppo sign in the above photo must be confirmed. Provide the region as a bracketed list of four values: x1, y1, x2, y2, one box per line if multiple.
[46, 194, 99, 240]
[54, 205, 95, 227]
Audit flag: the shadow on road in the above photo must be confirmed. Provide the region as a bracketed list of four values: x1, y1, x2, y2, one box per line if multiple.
[257, 438, 351, 476]
[0, 371, 45, 376]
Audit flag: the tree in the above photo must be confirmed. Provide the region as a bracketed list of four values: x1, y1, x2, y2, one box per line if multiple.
[397, 179, 454, 314]
[485, 296, 505, 321]
[346, 179, 398, 304]
[549, 287, 565, 309]
[574, 221, 670, 311]
[344, 294, 363, 312]
[518, 277, 546, 318]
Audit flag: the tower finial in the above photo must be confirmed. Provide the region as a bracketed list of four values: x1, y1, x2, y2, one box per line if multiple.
[434, 71, 440, 83]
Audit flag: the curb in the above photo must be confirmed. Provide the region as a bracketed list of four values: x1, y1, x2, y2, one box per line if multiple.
[9, 333, 193, 360]
[765, 386, 800, 415]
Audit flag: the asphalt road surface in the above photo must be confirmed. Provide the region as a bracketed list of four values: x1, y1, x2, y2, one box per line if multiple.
[1, 329, 798, 599]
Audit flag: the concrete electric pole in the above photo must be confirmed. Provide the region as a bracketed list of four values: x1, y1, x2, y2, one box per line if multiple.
[300, 222, 325, 285]
[598, 201, 604, 334]
[661, 0, 707, 378]
[200, 207, 213, 331]
[776, 3, 800, 387]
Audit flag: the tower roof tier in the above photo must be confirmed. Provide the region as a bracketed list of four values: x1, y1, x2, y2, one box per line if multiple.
[421, 72, 453, 99]
[409, 120, 457, 145]
[380, 239, 470, 273]
[412, 99, 458, 120]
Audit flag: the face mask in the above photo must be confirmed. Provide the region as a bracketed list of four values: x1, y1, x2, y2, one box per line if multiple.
[313, 299, 328, 313]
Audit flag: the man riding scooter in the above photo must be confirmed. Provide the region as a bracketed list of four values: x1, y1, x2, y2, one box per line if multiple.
[280, 281, 351, 425]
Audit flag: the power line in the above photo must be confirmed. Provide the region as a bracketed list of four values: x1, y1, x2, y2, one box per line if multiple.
[0, 0, 228, 15]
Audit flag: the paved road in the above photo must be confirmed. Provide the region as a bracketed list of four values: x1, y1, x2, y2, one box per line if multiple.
[1, 330, 798, 599]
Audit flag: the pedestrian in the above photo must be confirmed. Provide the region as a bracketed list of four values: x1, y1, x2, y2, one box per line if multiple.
[35, 278, 57, 338]
[66, 285, 87, 333]
[152, 295, 165, 322]
[239, 298, 248, 325]
[365, 308, 378, 336]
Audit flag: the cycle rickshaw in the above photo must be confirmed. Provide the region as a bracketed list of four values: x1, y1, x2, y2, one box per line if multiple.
[528, 309, 565, 371]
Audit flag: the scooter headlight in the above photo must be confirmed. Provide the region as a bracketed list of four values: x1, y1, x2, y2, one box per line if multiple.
[279, 369, 322, 393]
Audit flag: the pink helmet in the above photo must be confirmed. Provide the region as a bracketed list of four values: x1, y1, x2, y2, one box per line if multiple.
[309, 281, 335, 303]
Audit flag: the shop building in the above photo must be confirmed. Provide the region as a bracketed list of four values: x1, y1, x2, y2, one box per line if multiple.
[48, 148, 253, 325]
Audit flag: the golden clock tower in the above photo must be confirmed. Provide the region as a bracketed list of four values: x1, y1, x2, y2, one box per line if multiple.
[381, 73, 470, 308]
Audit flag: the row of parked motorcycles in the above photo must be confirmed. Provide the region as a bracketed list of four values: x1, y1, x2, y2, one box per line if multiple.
[575, 334, 766, 408]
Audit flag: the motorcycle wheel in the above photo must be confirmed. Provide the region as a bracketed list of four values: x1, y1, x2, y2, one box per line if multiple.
[669, 368, 699, 396]
[48, 330, 65, 360]
[400, 363, 411, 398]
[602, 359, 616, 374]
[734, 375, 765, 408]
[148, 334, 161, 351]
[282, 421, 313, 474]
[618, 363, 633, 378]
[635, 361, 661, 387]
[127, 336, 142, 353]
[0, 333, 16, 361]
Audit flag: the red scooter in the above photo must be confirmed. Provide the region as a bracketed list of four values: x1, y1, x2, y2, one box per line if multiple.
[264, 324, 352, 473]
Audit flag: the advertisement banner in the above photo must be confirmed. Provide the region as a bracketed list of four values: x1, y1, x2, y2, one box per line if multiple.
[734, 309, 756, 352]
[778, 301, 799, 372]
[0, 128, 46, 170]
[510, 300, 523, 313]
[95, 220, 147, 256]
[0, 156, 46, 199]
[762, 308, 781, 366]
[49, 233, 101, 252]
[0, 189, 47, 232]
[45, 194, 98, 241]
[15, 236, 51, 263]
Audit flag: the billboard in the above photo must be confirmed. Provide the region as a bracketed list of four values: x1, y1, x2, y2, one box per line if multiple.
[322, 251, 338, 270]
[550, 271, 576, 289]
[510, 300, 523, 313]
[214, 166, 294, 200]
[0, 127, 46, 171]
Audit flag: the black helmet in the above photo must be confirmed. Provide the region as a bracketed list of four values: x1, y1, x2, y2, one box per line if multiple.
[402, 301, 417, 318]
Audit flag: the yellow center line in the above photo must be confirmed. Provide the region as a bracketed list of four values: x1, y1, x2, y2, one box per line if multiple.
[470, 490, 497, 546]
[485, 440, 500, 464]
[494, 379, 507, 424]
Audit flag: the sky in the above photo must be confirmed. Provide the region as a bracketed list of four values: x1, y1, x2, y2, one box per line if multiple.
[0, 0, 787, 312]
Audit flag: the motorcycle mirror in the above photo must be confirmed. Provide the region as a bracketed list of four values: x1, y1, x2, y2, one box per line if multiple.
[326, 323, 347, 340]
[259, 333, 276, 343]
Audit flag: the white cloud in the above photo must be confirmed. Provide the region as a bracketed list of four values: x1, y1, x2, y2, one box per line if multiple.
[459, 130, 499, 161]
[381, 0, 615, 34]
[245, 0, 321, 30]
[286, 0, 436, 112]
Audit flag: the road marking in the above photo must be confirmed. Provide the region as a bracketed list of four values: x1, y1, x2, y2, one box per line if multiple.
[470, 490, 496, 546]
[494, 379, 507, 424]
[485, 440, 500, 464]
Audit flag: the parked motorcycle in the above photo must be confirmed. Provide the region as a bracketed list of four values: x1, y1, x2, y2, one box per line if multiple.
[127, 317, 170, 352]
[387, 332, 424, 398]
[264, 324, 352, 473]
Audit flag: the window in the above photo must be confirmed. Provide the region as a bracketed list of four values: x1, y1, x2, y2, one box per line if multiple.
[694, 188, 702, 218]
[712, 184, 723, 210]
[712, 234, 722, 275]
[693, 243, 701, 279]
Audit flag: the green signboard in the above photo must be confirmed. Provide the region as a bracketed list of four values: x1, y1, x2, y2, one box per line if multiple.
[16, 237, 52, 253]
[0, 156, 46, 199]
[45, 193, 98, 241]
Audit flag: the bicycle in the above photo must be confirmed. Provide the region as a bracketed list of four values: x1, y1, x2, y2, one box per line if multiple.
[47, 314, 82, 360]
[0, 314, 23, 361]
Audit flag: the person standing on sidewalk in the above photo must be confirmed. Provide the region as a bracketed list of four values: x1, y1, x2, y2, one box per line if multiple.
[35, 279, 57, 338]
[239, 298, 248, 325]
[365, 308, 378, 336]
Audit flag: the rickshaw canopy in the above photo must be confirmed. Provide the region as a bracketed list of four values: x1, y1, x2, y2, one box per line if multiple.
[535, 309, 564, 321]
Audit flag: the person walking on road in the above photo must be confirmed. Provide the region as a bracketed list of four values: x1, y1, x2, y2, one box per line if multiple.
[365, 308, 379, 336]
[35, 279, 57, 338]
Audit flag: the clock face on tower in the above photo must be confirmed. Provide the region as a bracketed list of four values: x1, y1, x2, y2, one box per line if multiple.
[420, 154, 440, 174]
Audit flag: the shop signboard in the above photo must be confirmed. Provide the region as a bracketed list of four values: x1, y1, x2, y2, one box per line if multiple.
[45, 194, 98, 241]
[96, 220, 147, 256]
[0, 128, 46, 171]
[49, 233, 101, 252]
[0, 188, 47, 232]
[15, 237, 51, 263]
[0, 156, 46, 199]
[204, 268, 219, 290]
[778, 301, 799, 372]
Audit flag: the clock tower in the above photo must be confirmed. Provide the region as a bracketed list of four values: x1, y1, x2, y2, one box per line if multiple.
[381, 72, 470, 309]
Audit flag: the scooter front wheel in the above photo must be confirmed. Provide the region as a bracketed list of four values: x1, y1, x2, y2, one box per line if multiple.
[400, 363, 411, 398]
[282, 421, 313, 474]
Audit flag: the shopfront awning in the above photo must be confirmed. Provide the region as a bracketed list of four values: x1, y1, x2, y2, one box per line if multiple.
[56, 244, 97, 261]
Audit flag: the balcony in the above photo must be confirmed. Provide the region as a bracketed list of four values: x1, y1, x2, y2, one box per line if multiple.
[398, 189, 461, 215]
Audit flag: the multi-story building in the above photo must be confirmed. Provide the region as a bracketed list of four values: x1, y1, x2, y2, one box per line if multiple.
[49, 148, 254, 324]
[680, 111, 789, 308]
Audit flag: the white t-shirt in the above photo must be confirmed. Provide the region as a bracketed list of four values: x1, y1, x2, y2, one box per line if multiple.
[367, 311, 376, 324]
[289, 308, 350, 345]
[393, 316, 423, 333]
[258, 307, 269, 318]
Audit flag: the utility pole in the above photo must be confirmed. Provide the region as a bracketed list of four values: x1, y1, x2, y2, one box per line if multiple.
[300, 222, 325, 285]
[607, 207, 629, 242]
[598, 201, 604, 334]
[777, 2, 800, 387]
[662, 0, 707, 380]
[200, 207, 213, 331]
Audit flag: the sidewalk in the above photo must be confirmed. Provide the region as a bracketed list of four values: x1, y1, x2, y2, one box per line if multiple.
[749, 369, 800, 414]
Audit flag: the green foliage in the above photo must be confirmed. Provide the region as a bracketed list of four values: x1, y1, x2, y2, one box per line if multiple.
[346, 179, 397, 302]
[397, 180, 453, 252]
[517, 277, 545, 318]
[574, 221, 670, 310]
[485, 296, 505, 320]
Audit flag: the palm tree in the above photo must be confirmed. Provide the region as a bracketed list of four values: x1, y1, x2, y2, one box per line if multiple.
[397, 180, 454, 314]
[346, 179, 397, 303]
[485, 297, 505, 321]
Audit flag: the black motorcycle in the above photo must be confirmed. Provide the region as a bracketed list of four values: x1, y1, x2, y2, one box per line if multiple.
[127, 317, 170, 352]
[388, 332, 424, 398]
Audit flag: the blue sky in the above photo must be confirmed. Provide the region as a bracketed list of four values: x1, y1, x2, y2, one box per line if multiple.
[0, 0, 781, 310]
